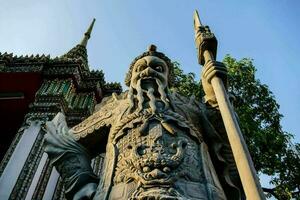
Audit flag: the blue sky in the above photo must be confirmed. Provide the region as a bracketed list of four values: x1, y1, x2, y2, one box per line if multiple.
[0, 0, 299, 190]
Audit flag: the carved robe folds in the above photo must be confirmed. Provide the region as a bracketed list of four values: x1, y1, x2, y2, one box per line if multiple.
[45, 93, 242, 200]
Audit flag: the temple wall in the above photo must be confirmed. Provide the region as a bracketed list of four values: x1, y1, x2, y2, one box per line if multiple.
[0, 121, 42, 199]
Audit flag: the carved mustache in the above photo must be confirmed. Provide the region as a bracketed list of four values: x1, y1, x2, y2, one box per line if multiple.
[135, 67, 166, 83]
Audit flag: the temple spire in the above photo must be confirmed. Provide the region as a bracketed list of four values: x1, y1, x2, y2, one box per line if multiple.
[60, 18, 96, 71]
[80, 18, 96, 47]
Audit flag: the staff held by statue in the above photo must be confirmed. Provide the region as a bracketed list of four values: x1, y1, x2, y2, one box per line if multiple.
[194, 10, 266, 200]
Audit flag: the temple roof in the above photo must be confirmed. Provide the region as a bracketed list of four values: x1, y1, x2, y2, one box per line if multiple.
[0, 18, 121, 96]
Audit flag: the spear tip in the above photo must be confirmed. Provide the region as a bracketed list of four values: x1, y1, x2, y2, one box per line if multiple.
[194, 10, 202, 28]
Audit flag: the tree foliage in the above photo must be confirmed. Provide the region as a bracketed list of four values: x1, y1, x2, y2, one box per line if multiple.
[172, 55, 300, 199]
[172, 61, 204, 99]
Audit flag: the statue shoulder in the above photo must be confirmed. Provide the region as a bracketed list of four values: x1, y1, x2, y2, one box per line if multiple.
[70, 92, 128, 141]
[169, 92, 204, 114]
[94, 92, 128, 112]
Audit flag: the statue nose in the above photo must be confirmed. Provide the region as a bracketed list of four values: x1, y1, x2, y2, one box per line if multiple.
[145, 67, 151, 76]
[140, 67, 152, 77]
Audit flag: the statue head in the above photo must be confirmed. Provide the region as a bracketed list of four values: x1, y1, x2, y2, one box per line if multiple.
[125, 45, 174, 113]
[125, 45, 174, 89]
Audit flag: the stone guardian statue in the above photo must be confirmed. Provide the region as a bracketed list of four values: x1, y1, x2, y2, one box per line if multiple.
[45, 44, 244, 200]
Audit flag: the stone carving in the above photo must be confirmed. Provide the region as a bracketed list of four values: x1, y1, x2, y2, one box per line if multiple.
[44, 45, 244, 200]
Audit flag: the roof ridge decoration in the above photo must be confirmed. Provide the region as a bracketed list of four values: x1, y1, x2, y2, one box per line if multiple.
[0, 52, 51, 64]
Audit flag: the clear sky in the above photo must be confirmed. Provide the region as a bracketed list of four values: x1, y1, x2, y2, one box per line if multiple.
[0, 0, 299, 189]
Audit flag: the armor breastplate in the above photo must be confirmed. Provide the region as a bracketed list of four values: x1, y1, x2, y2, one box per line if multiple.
[97, 112, 227, 200]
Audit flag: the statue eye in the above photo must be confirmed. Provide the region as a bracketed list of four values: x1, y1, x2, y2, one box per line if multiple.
[155, 66, 163, 72]
[136, 65, 146, 72]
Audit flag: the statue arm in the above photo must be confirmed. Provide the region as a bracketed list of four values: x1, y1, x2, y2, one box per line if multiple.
[44, 113, 99, 200]
[201, 60, 227, 108]
[200, 94, 245, 199]
[200, 60, 243, 199]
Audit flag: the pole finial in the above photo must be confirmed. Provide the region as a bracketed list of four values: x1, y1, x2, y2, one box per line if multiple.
[194, 10, 203, 30]
[80, 18, 96, 47]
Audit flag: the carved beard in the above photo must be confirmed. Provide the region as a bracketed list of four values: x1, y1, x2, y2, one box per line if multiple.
[128, 78, 170, 114]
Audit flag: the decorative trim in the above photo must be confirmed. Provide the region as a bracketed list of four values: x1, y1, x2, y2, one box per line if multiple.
[51, 177, 66, 200]
[0, 125, 25, 176]
[31, 159, 51, 199]
[9, 128, 46, 199]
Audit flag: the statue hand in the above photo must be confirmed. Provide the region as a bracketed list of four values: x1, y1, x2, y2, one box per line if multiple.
[73, 182, 97, 200]
[201, 60, 227, 106]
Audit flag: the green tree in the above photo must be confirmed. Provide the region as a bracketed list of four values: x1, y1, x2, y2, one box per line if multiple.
[172, 55, 300, 199]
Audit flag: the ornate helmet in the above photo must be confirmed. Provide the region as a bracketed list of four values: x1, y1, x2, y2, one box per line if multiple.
[125, 44, 175, 87]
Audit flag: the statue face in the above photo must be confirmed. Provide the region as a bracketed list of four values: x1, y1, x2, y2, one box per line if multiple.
[130, 56, 169, 91]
